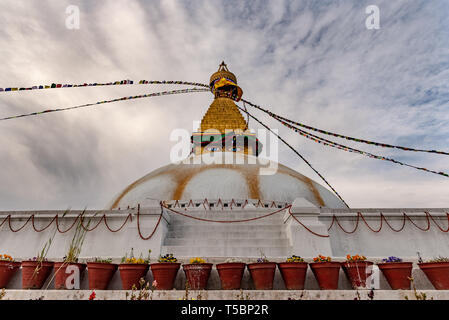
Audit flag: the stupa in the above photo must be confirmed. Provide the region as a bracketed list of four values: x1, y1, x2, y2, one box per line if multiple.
[109, 62, 346, 211]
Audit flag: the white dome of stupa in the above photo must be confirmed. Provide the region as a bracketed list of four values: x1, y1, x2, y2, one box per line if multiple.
[109, 152, 346, 209]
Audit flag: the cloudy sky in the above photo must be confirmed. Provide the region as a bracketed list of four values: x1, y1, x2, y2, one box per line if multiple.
[0, 0, 448, 210]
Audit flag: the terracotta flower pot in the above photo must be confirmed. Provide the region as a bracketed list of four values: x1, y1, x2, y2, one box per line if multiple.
[21, 261, 54, 289]
[216, 263, 246, 290]
[247, 262, 277, 290]
[150, 263, 181, 290]
[278, 262, 308, 290]
[310, 262, 341, 290]
[182, 263, 213, 290]
[87, 262, 117, 290]
[0, 260, 21, 288]
[418, 262, 449, 290]
[119, 264, 149, 290]
[377, 262, 412, 290]
[53, 262, 86, 289]
[342, 261, 373, 289]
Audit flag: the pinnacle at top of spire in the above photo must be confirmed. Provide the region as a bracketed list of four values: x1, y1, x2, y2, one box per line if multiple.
[210, 61, 238, 86]
[218, 61, 229, 72]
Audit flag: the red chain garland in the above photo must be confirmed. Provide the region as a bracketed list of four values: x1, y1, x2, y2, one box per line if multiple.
[427, 212, 449, 232]
[1, 205, 448, 239]
[0, 209, 141, 238]
[136, 204, 163, 240]
[163, 204, 290, 223]
[104, 214, 133, 233]
[286, 207, 330, 238]
[326, 211, 446, 234]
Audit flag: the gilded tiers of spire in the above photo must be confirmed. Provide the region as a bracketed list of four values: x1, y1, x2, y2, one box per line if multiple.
[200, 97, 247, 132]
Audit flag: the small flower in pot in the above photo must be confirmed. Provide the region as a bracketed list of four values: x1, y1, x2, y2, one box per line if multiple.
[382, 256, 403, 263]
[286, 255, 305, 263]
[150, 254, 181, 290]
[346, 254, 367, 262]
[183, 257, 213, 290]
[378, 256, 412, 290]
[278, 255, 308, 290]
[247, 251, 276, 290]
[342, 254, 373, 289]
[189, 257, 207, 264]
[0, 254, 21, 288]
[313, 254, 332, 263]
[310, 255, 341, 290]
[158, 254, 178, 263]
[119, 249, 151, 290]
[0, 254, 14, 261]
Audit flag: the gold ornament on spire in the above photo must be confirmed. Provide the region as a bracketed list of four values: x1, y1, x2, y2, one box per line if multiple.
[191, 62, 262, 156]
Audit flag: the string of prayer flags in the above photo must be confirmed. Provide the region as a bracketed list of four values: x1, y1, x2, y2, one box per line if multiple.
[0, 88, 209, 121]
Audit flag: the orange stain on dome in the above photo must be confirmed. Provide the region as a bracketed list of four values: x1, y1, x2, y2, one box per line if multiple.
[110, 160, 327, 209]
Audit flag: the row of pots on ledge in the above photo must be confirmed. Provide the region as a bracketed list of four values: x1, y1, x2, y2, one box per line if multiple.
[1, 253, 449, 290]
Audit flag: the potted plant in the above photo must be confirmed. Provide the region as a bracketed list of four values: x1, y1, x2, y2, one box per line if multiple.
[150, 254, 180, 290]
[182, 257, 213, 290]
[87, 258, 117, 290]
[22, 229, 56, 289]
[342, 254, 373, 289]
[119, 249, 150, 290]
[377, 256, 412, 290]
[0, 254, 21, 288]
[247, 252, 277, 290]
[54, 216, 89, 289]
[216, 258, 246, 290]
[278, 255, 308, 290]
[22, 257, 54, 290]
[418, 256, 449, 290]
[310, 255, 341, 290]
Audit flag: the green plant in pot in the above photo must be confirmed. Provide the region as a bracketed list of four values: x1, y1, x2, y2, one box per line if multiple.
[216, 258, 246, 290]
[52, 211, 92, 289]
[87, 257, 117, 290]
[22, 227, 57, 289]
[417, 253, 449, 290]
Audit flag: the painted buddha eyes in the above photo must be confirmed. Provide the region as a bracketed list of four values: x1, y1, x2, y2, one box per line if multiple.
[204, 146, 241, 152]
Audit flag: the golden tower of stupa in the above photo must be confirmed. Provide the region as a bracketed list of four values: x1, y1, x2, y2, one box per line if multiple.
[192, 62, 261, 156]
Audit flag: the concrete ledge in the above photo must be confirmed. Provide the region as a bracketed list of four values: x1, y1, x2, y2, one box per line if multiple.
[2, 289, 448, 300]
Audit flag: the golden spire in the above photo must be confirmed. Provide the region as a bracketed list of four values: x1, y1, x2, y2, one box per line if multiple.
[200, 62, 247, 133]
[192, 62, 261, 156]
